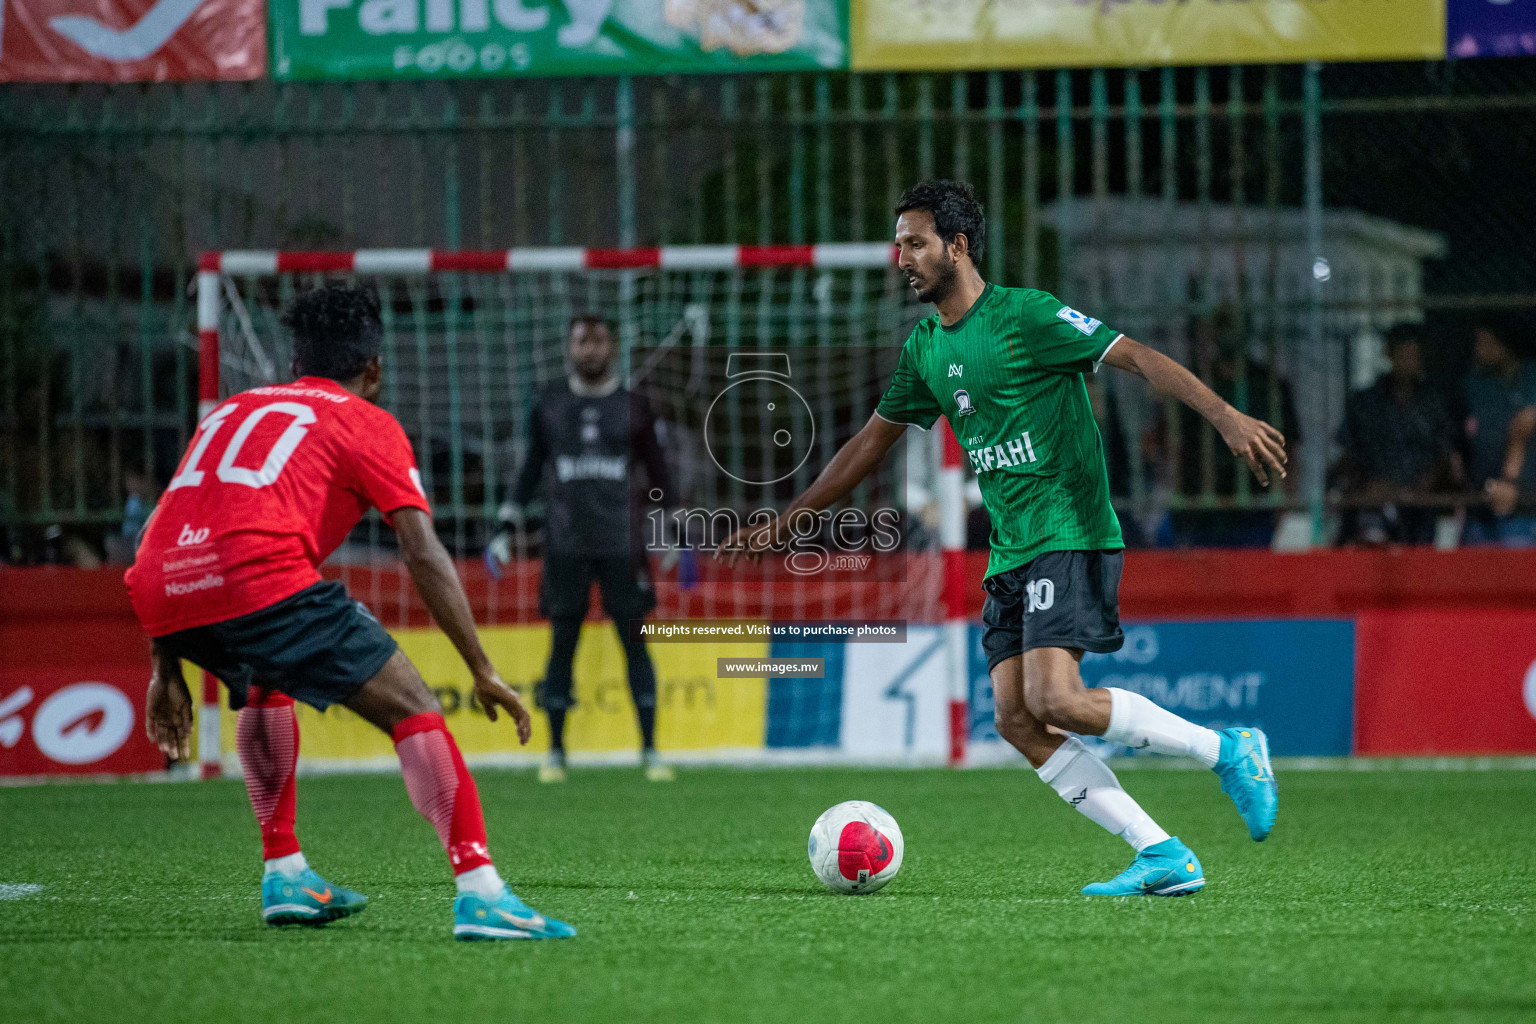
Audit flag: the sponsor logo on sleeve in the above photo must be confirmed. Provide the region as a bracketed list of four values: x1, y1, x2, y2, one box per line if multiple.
[1056, 306, 1102, 336]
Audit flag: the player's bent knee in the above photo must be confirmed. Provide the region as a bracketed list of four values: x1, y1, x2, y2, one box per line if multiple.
[345, 648, 441, 734]
[994, 708, 1057, 766]
[993, 702, 1039, 747]
[1025, 685, 1081, 731]
[995, 716, 1030, 749]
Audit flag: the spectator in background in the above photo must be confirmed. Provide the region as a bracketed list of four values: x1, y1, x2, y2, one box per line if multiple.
[0, 490, 16, 565]
[106, 467, 158, 564]
[1333, 325, 1458, 546]
[1463, 322, 1536, 546]
[122, 470, 152, 543]
[42, 524, 101, 568]
[1158, 307, 1299, 548]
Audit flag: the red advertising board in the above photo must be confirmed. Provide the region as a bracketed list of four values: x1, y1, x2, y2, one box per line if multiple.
[1355, 609, 1536, 755]
[0, 569, 163, 775]
[5, 555, 1536, 775]
[0, 0, 264, 82]
[0, 669, 163, 775]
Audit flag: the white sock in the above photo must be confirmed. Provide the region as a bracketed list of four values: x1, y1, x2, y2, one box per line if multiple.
[265, 852, 308, 877]
[1037, 736, 1172, 852]
[454, 864, 506, 899]
[1100, 687, 1222, 768]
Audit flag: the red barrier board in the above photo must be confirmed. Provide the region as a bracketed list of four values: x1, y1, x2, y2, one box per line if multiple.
[0, 0, 265, 82]
[0, 569, 163, 774]
[0, 668, 163, 775]
[1112, 548, 1536, 619]
[1355, 610, 1536, 756]
[6, 551, 1536, 774]
[321, 547, 1536, 627]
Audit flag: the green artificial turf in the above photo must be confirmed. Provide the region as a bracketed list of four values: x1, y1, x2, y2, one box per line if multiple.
[2, 765, 1534, 1023]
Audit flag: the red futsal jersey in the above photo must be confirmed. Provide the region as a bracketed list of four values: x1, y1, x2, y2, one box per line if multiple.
[126, 377, 431, 636]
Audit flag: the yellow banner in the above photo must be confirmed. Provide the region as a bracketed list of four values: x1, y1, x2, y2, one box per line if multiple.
[216, 624, 768, 766]
[851, 0, 1445, 70]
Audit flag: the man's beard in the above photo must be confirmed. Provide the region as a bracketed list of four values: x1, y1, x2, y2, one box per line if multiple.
[914, 255, 959, 305]
[573, 358, 612, 382]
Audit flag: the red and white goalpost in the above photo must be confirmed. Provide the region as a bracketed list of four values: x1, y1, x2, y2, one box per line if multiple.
[939, 427, 969, 766]
[194, 245, 971, 776]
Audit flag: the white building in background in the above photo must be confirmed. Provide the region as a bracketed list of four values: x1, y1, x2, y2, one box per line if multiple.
[1042, 197, 1446, 378]
[1040, 198, 1446, 517]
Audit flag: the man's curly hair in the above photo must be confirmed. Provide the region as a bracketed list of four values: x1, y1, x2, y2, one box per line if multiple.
[281, 283, 383, 382]
[895, 179, 986, 264]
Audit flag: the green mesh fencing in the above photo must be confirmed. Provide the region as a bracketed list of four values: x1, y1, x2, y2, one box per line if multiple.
[3, 63, 1534, 558]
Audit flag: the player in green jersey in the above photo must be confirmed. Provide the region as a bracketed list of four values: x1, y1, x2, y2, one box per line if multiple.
[717, 181, 1287, 896]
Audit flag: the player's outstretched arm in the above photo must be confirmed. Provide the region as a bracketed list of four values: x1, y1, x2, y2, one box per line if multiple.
[393, 507, 532, 743]
[714, 413, 907, 565]
[1102, 336, 1288, 487]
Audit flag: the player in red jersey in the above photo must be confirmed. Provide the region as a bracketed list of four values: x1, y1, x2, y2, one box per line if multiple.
[126, 284, 574, 941]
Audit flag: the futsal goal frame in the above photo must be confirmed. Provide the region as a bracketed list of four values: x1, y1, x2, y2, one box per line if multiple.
[193, 245, 971, 777]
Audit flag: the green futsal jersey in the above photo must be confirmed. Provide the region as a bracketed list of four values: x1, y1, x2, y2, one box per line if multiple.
[876, 283, 1125, 579]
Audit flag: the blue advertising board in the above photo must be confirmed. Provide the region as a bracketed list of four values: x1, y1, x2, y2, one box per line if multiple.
[969, 620, 1355, 757]
[765, 638, 845, 748]
[1450, 0, 1536, 58]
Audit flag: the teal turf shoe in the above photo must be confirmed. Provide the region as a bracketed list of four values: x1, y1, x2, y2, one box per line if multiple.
[1082, 837, 1205, 897]
[262, 867, 368, 926]
[453, 888, 577, 941]
[1214, 726, 1279, 841]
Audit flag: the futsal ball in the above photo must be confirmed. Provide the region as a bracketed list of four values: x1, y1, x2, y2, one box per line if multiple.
[807, 800, 904, 894]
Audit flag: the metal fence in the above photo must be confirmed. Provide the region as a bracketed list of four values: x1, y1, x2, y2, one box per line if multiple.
[3, 60, 1534, 558]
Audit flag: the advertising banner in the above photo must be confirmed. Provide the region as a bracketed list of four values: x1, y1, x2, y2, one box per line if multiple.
[765, 627, 952, 762]
[0, 0, 265, 81]
[1355, 610, 1536, 755]
[799, 618, 1355, 762]
[0, 572, 166, 776]
[765, 638, 844, 748]
[1449, 0, 1536, 58]
[0, 670, 164, 776]
[220, 622, 769, 768]
[837, 625, 951, 761]
[271, 0, 848, 80]
[969, 620, 1356, 758]
[851, 0, 1445, 71]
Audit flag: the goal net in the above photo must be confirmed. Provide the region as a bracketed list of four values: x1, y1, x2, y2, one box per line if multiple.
[195, 246, 968, 771]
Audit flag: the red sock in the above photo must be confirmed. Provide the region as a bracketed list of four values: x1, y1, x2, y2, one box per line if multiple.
[236, 687, 301, 860]
[392, 712, 492, 875]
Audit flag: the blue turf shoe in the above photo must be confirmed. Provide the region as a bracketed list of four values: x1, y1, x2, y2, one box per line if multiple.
[1214, 726, 1279, 841]
[453, 888, 577, 941]
[262, 868, 368, 926]
[1081, 837, 1206, 897]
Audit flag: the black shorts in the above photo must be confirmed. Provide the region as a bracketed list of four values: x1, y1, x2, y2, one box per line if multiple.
[980, 549, 1125, 672]
[156, 580, 398, 712]
[539, 552, 657, 626]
